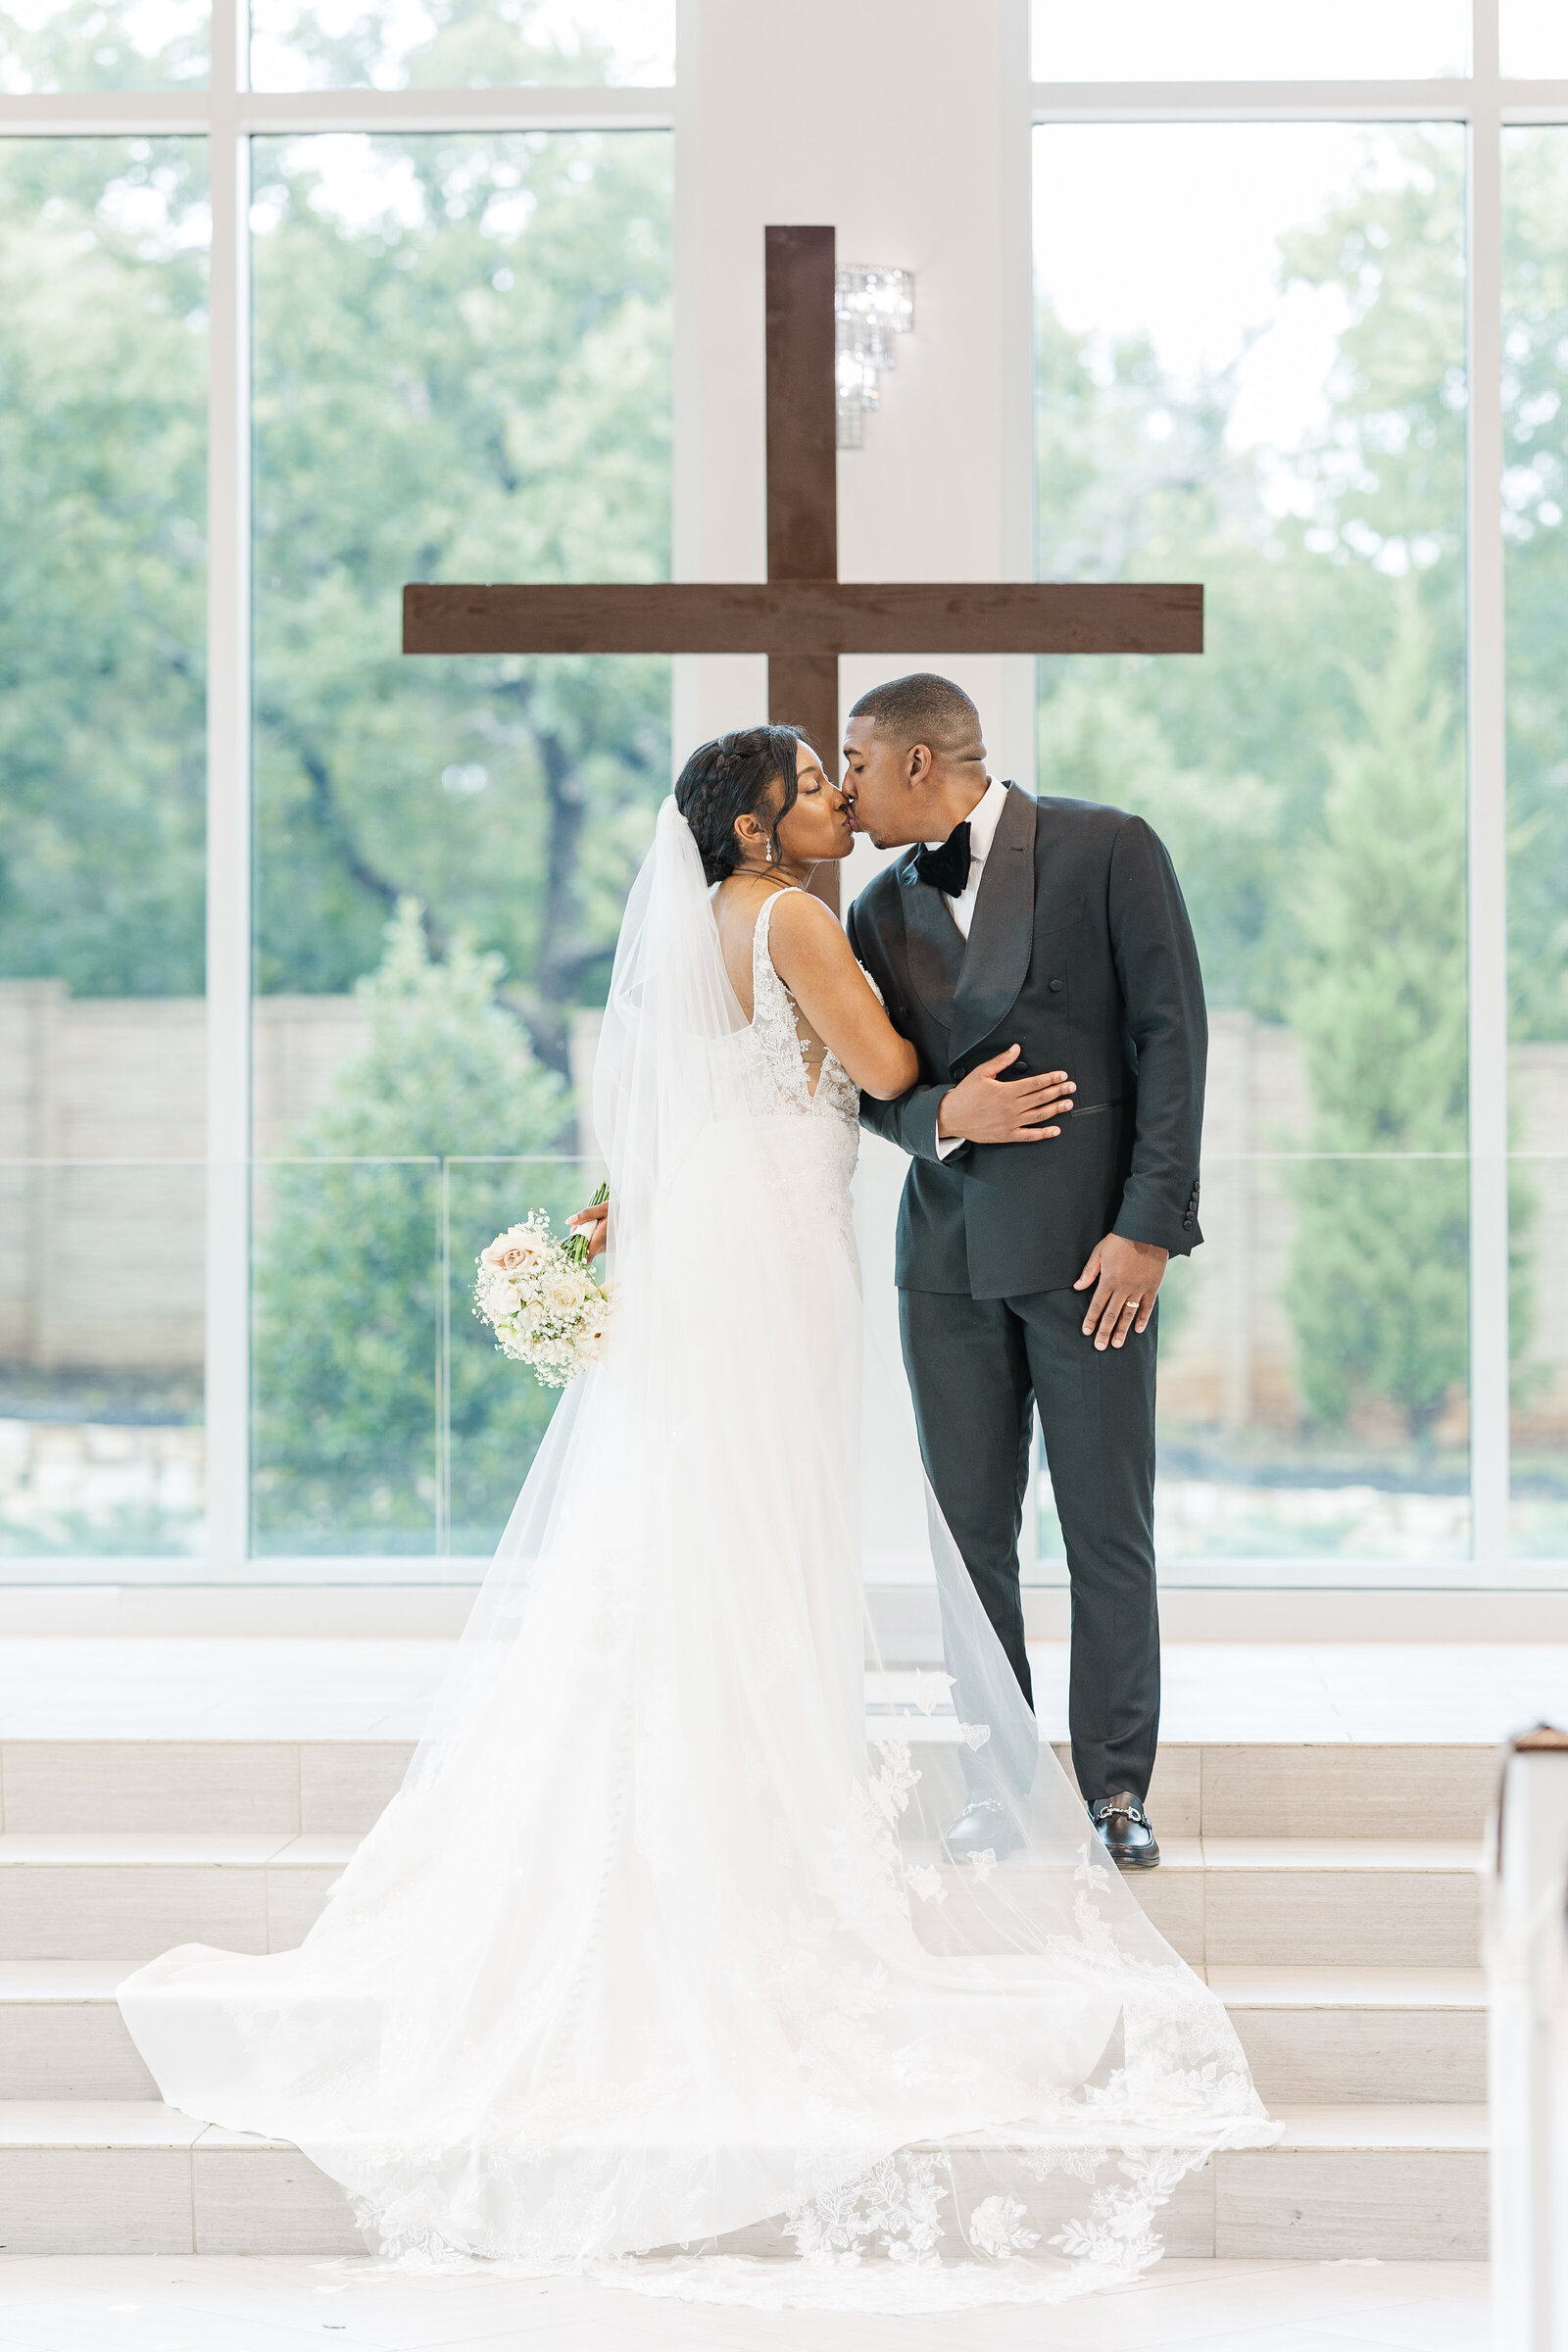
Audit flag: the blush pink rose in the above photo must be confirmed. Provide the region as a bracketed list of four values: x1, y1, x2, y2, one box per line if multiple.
[482, 1229, 542, 1279]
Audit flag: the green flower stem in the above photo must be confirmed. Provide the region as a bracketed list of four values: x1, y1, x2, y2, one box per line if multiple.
[564, 1179, 610, 1270]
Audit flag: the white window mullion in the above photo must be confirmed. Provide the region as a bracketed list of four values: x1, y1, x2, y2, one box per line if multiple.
[235, 85, 673, 132]
[1467, 0, 1512, 1576]
[1029, 79, 1478, 125]
[203, 0, 252, 1577]
[0, 88, 673, 134]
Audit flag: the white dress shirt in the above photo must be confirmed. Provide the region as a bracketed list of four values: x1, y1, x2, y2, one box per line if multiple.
[930, 773, 1009, 941]
[929, 775, 1010, 1156]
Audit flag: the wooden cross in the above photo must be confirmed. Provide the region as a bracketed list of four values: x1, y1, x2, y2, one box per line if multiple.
[404, 225, 1201, 913]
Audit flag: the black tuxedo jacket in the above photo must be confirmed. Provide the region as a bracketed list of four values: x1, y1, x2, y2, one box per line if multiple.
[844, 786, 1206, 1298]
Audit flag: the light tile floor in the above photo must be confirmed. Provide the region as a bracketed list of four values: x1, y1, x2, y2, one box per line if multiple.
[0, 2257, 1492, 2352]
[0, 1638, 1565, 1742]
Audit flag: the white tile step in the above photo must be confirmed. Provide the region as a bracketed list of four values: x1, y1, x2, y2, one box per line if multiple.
[1129, 1839, 1482, 1968]
[0, 2101, 1489, 2260]
[0, 1962, 156, 2097]
[0, 1960, 1487, 2106]
[0, 1733, 1498, 1840]
[1208, 1966, 1486, 2103]
[0, 1833, 357, 1961]
[0, 1833, 1484, 1967]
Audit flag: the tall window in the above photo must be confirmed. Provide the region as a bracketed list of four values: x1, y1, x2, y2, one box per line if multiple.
[0, 128, 209, 1562]
[1503, 124, 1568, 1555]
[247, 124, 669, 1564]
[0, 2, 673, 1581]
[1034, 122, 1469, 1573]
[1029, 2, 1568, 1586]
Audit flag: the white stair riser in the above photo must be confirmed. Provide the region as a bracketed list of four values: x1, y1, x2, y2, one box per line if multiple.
[0, 2140, 1488, 2260]
[0, 1857, 1483, 1967]
[0, 2002, 157, 2099]
[0, 2144, 363, 2257]
[0, 1742, 414, 1838]
[1231, 2006, 1486, 2105]
[1179, 1746, 1494, 1843]
[1134, 1868, 1480, 1968]
[1216, 2147, 1487, 2260]
[0, 1995, 1487, 2108]
[0, 1866, 340, 1961]
[1, 1740, 1495, 1840]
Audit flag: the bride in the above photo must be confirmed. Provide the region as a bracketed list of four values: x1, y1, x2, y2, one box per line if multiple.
[119, 725, 1274, 2314]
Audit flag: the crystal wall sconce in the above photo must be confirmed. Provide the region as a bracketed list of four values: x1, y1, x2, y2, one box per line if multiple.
[835, 266, 914, 450]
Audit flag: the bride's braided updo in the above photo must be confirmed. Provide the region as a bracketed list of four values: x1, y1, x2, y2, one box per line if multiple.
[674, 725, 803, 886]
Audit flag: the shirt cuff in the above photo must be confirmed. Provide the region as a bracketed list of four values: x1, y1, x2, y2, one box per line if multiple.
[935, 1127, 965, 1162]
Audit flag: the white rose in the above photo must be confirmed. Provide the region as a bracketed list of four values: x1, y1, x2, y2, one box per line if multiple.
[547, 1270, 582, 1316]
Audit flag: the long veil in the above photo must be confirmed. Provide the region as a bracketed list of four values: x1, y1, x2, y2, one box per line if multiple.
[119, 799, 1274, 2315]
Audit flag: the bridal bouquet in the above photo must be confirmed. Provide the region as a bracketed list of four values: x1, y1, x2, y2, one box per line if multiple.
[473, 1182, 612, 1389]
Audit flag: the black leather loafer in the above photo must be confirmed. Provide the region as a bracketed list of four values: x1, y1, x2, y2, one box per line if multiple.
[943, 1795, 1024, 1862]
[1088, 1791, 1159, 1869]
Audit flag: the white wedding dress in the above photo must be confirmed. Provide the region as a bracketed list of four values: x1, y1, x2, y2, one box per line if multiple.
[120, 800, 1275, 2313]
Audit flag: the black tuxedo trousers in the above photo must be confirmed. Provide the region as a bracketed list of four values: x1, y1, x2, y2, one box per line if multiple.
[848, 787, 1207, 1810]
[900, 1285, 1160, 1809]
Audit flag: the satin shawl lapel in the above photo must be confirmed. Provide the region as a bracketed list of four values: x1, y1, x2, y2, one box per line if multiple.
[949, 786, 1039, 1062]
[897, 852, 965, 1029]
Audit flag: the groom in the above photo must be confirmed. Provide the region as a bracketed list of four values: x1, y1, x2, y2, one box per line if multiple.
[843, 672, 1206, 1871]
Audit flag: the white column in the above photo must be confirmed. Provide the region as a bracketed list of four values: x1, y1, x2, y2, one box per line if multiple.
[1467, 0, 1511, 1579]
[672, 0, 1036, 1583]
[672, 0, 1036, 832]
[203, 0, 252, 1577]
[1488, 1730, 1568, 2351]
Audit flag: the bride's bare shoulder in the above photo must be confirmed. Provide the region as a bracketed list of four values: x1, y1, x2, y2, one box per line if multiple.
[767, 887, 843, 948]
[766, 887, 862, 984]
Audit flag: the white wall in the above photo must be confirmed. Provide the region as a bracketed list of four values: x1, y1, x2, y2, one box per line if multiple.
[671, 0, 1037, 885]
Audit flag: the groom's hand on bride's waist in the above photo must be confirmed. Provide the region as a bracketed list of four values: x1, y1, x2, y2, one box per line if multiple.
[935, 1048, 1076, 1147]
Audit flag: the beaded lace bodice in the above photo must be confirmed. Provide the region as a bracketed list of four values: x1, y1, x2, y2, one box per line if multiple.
[745, 887, 861, 1132]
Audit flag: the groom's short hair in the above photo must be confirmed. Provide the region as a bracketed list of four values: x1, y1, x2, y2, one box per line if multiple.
[849, 672, 984, 761]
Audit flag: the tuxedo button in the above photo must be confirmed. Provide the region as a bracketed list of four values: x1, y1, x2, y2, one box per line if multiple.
[1048, 978, 1064, 993]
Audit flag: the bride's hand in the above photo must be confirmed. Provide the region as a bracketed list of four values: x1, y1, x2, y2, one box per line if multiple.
[567, 1200, 609, 1260]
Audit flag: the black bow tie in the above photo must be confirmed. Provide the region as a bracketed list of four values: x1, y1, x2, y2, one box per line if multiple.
[912, 821, 972, 897]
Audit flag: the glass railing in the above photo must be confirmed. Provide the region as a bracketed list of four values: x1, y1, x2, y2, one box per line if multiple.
[0, 1158, 208, 1561]
[1509, 1151, 1568, 1558]
[249, 1153, 600, 1564]
[1028, 1148, 1474, 1584]
[5, 1144, 1565, 1585]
